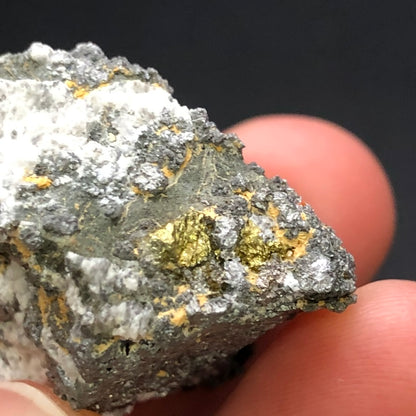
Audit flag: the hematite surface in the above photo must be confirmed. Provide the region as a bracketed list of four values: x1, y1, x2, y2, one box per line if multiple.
[0, 43, 356, 413]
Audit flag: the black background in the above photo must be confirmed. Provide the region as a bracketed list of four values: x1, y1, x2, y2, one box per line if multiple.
[0, 1, 414, 280]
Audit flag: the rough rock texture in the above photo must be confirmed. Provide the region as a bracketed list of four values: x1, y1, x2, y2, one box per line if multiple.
[0, 43, 356, 413]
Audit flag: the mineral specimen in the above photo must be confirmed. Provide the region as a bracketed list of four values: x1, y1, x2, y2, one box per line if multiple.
[0, 43, 356, 413]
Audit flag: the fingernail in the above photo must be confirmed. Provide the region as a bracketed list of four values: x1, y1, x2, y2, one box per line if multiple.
[0, 381, 69, 416]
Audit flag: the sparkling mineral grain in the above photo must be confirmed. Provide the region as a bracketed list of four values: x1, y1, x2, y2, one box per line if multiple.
[0, 43, 356, 413]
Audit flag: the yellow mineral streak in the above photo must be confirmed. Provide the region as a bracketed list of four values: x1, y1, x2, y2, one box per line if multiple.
[170, 125, 181, 134]
[234, 189, 255, 202]
[32, 264, 42, 273]
[274, 226, 315, 261]
[165, 146, 194, 188]
[65, 80, 90, 98]
[65, 80, 110, 98]
[161, 165, 175, 178]
[158, 307, 188, 327]
[131, 186, 153, 201]
[153, 297, 169, 307]
[94, 338, 117, 355]
[37, 288, 69, 328]
[0, 255, 7, 275]
[10, 236, 32, 260]
[170, 307, 188, 326]
[56, 295, 70, 328]
[176, 284, 190, 294]
[266, 202, 279, 220]
[94, 337, 146, 356]
[131, 185, 141, 194]
[66, 67, 133, 98]
[38, 287, 51, 326]
[196, 294, 208, 307]
[210, 144, 224, 152]
[232, 139, 244, 150]
[156, 370, 169, 377]
[155, 125, 181, 136]
[201, 206, 218, 220]
[111, 66, 134, 77]
[178, 146, 193, 173]
[23, 174, 52, 189]
[246, 270, 259, 286]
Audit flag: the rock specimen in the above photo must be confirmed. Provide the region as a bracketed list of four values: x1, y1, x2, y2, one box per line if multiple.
[0, 43, 356, 413]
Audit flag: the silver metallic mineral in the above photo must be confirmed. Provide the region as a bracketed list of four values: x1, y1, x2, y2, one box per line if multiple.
[0, 43, 356, 413]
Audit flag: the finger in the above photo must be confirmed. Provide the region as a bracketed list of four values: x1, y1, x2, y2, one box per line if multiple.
[225, 114, 396, 285]
[0, 382, 97, 416]
[217, 279, 416, 416]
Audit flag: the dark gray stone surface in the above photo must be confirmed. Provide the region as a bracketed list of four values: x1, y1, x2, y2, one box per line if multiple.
[0, 43, 356, 413]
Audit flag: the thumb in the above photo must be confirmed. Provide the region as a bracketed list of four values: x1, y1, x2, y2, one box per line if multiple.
[0, 381, 98, 416]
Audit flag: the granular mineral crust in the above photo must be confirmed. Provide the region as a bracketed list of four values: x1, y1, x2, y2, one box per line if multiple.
[0, 43, 356, 413]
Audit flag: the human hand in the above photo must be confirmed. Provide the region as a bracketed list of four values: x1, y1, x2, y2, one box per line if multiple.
[1, 115, 412, 416]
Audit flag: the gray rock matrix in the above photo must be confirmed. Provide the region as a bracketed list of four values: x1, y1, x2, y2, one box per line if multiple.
[0, 43, 356, 413]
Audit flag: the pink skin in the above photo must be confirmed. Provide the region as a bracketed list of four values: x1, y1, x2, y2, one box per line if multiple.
[1, 115, 412, 416]
[218, 280, 416, 416]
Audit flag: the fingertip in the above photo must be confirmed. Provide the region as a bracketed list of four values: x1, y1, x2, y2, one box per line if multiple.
[0, 381, 97, 416]
[218, 279, 416, 416]
[226, 114, 396, 284]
